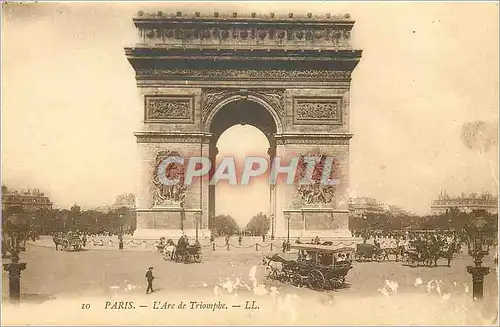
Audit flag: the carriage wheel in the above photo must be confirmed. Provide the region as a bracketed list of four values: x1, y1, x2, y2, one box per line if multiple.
[194, 253, 202, 263]
[402, 254, 411, 266]
[62, 240, 70, 251]
[269, 269, 279, 280]
[278, 271, 289, 283]
[308, 270, 325, 291]
[354, 253, 363, 262]
[375, 253, 385, 262]
[329, 277, 343, 289]
[291, 273, 303, 287]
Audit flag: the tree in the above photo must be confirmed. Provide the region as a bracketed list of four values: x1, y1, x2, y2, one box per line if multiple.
[112, 206, 136, 233]
[213, 215, 239, 236]
[245, 213, 270, 236]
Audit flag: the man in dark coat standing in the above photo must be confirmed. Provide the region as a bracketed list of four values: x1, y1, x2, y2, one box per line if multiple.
[145, 267, 155, 294]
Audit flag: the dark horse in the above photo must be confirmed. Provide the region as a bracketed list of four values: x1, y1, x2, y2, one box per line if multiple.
[403, 240, 434, 267]
[383, 245, 405, 262]
[431, 241, 461, 267]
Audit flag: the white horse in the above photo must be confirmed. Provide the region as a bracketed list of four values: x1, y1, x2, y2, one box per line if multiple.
[164, 244, 176, 260]
[262, 255, 284, 280]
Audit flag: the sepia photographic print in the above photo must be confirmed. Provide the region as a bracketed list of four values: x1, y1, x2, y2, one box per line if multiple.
[1, 1, 499, 325]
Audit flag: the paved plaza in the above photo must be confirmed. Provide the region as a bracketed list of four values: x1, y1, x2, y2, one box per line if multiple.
[2, 242, 498, 325]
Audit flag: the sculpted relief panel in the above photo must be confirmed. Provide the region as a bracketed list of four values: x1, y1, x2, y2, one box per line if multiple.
[293, 96, 342, 125]
[296, 151, 340, 205]
[151, 150, 187, 206]
[145, 96, 194, 123]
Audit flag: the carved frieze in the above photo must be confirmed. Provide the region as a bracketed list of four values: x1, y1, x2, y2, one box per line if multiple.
[274, 133, 352, 145]
[293, 96, 343, 125]
[135, 13, 354, 48]
[145, 96, 195, 123]
[275, 138, 350, 145]
[137, 68, 351, 82]
[135, 132, 212, 144]
[201, 88, 285, 124]
[151, 150, 188, 206]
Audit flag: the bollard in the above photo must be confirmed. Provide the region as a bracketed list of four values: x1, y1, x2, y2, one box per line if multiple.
[212, 242, 216, 251]
[256, 243, 259, 252]
[226, 243, 230, 251]
[270, 243, 273, 252]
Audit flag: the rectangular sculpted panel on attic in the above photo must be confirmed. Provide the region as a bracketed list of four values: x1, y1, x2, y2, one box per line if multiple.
[144, 95, 195, 123]
[292, 96, 343, 125]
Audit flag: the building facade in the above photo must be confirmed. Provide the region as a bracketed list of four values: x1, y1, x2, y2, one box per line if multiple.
[112, 193, 136, 210]
[349, 197, 385, 217]
[431, 191, 498, 215]
[349, 197, 412, 217]
[2, 185, 53, 212]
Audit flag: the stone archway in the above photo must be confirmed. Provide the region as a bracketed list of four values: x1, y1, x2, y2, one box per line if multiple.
[126, 11, 362, 240]
[206, 96, 280, 232]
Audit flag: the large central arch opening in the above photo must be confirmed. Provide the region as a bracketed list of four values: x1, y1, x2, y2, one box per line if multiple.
[208, 99, 278, 234]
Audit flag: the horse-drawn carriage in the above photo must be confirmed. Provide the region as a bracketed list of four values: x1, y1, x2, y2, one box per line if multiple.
[354, 243, 385, 262]
[263, 243, 354, 291]
[54, 232, 84, 251]
[173, 243, 202, 263]
[401, 238, 460, 267]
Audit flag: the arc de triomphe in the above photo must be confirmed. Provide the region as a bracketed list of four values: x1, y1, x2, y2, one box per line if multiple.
[125, 11, 362, 239]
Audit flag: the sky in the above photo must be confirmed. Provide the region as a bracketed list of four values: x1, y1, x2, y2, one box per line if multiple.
[2, 2, 498, 225]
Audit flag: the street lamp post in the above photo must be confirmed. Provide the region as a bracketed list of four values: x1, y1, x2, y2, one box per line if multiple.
[195, 212, 200, 242]
[3, 214, 28, 305]
[286, 213, 291, 251]
[180, 203, 185, 232]
[118, 214, 124, 250]
[271, 214, 275, 241]
[466, 215, 490, 301]
[32, 216, 36, 239]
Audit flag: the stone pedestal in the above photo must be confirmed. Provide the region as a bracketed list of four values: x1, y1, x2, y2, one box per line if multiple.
[134, 206, 206, 240]
[3, 262, 27, 304]
[280, 208, 351, 239]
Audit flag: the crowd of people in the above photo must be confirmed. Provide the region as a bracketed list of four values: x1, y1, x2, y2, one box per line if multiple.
[41, 226, 498, 265]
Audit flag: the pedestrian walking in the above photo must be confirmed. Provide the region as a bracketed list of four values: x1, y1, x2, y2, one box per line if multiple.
[145, 267, 155, 294]
[53, 233, 59, 251]
[238, 235, 243, 246]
